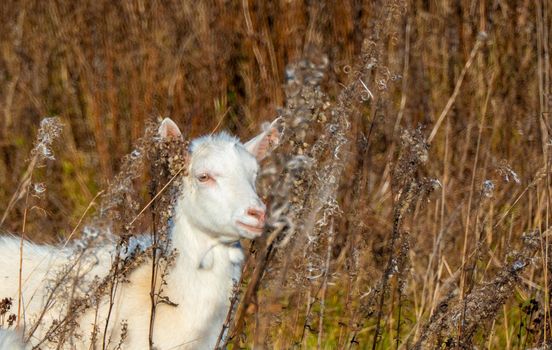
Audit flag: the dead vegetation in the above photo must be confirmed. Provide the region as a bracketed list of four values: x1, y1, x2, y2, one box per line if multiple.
[0, 0, 551, 349]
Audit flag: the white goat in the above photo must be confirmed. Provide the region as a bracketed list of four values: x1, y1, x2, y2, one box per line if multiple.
[0, 118, 279, 349]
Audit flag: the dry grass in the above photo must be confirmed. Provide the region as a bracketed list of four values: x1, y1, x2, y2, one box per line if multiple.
[0, 0, 551, 349]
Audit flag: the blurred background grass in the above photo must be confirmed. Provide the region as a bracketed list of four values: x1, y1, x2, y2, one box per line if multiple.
[1, 0, 551, 348]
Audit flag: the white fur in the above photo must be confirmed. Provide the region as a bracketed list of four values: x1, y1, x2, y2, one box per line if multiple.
[0, 119, 278, 349]
[0, 329, 26, 350]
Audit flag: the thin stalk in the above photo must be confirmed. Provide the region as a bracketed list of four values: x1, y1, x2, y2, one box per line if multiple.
[16, 175, 31, 330]
[317, 219, 335, 349]
[428, 37, 484, 143]
[148, 197, 158, 350]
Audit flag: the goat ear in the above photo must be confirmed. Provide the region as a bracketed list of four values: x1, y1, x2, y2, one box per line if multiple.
[244, 118, 281, 161]
[159, 118, 182, 139]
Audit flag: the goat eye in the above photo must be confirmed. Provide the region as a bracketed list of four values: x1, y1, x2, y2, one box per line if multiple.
[197, 173, 211, 183]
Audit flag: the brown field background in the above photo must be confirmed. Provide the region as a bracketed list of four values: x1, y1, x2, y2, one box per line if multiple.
[1, 0, 552, 349]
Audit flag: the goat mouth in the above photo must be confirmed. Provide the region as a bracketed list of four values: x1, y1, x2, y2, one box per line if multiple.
[236, 221, 264, 235]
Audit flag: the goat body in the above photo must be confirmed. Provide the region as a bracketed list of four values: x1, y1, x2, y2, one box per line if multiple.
[0, 222, 240, 348]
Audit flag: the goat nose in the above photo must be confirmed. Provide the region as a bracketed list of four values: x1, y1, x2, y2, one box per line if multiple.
[247, 207, 266, 225]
